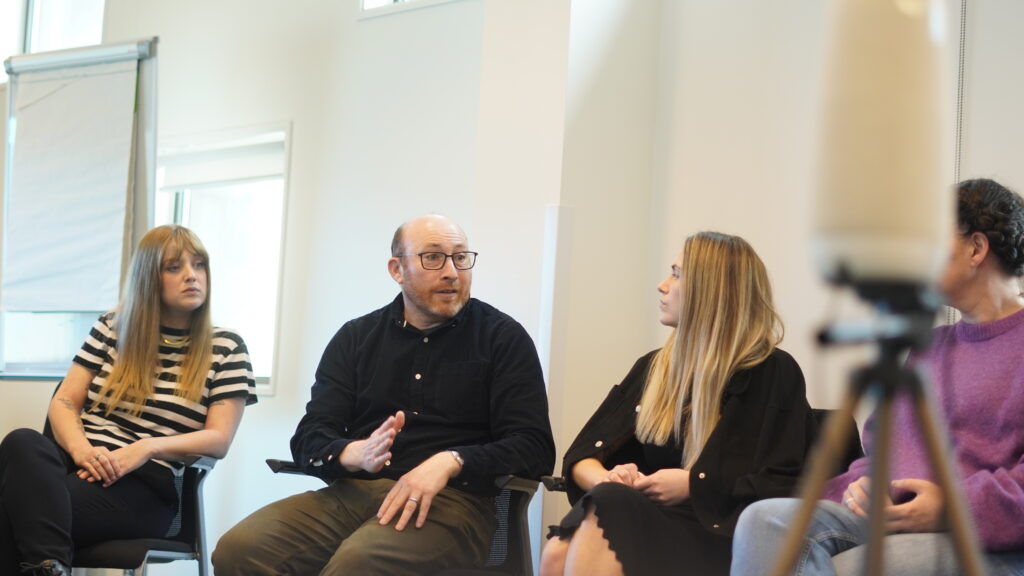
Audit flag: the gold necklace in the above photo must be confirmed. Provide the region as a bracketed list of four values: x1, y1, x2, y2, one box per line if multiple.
[161, 335, 191, 347]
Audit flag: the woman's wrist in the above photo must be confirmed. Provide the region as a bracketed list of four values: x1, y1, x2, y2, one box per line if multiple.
[67, 442, 92, 462]
[572, 458, 607, 491]
[135, 436, 159, 460]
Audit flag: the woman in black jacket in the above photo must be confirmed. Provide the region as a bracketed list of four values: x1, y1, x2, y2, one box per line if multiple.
[540, 231, 813, 576]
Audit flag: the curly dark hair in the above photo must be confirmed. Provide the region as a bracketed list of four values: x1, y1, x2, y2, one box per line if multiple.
[957, 178, 1024, 276]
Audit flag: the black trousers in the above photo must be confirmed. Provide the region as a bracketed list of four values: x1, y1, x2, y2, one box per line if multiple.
[0, 428, 177, 572]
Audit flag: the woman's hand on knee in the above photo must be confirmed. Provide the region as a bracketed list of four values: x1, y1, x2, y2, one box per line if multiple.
[595, 463, 643, 487]
[843, 475, 892, 518]
[74, 445, 121, 486]
[885, 478, 946, 533]
[633, 468, 690, 505]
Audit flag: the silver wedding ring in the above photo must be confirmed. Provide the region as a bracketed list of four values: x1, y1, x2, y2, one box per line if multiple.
[408, 497, 420, 504]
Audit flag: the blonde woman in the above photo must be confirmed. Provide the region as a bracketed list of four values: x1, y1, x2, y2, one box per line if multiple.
[0, 225, 256, 576]
[540, 231, 812, 576]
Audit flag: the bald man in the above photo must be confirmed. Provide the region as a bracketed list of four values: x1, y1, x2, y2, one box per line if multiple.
[214, 215, 555, 575]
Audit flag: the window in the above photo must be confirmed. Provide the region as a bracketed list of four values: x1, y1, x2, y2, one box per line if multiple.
[25, 0, 104, 53]
[156, 128, 290, 392]
[363, 0, 400, 9]
[360, 0, 464, 16]
[0, 2, 27, 84]
[2, 39, 155, 379]
[2, 312, 99, 374]
[0, 0, 109, 377]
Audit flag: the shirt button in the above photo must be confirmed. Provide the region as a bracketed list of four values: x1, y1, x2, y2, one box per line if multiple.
[423, 337, 429, 343]
[594, 441, 604, 448]
[713, 524, 720, 529]
[698, 472, 706, 479]
[412, 411, 419, 415]
[635, 405, 641, 413]
[414, 373, 422, 380]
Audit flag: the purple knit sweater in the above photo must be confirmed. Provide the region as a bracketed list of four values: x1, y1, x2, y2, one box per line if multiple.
[823, 307, 1024, 551]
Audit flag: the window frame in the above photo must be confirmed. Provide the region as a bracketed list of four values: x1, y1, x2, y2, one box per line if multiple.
[358, 0, 468, 20]
[156, 124, 292, 397]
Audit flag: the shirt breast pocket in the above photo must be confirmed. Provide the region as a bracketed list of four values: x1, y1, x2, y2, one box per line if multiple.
[435, 361, 490, 422]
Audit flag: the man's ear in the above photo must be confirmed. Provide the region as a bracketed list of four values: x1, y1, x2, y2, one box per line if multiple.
[388, 257, 404, 283]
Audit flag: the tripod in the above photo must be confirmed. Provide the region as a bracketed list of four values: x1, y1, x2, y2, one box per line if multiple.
[769, 313, 987, 576]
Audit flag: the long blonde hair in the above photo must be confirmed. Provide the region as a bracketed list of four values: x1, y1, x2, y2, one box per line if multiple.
[97, 225, 214, 415]
[636, 232, 783, 467]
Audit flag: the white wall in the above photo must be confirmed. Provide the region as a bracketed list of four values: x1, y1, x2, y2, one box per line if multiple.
[652, 0, 841, 404]
[473, 0, 573, 562]
[542, 0, 663, 529]
[959, 0, 1024, 190]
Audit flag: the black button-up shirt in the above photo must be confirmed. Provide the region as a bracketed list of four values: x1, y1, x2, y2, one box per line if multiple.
[290, 295, 555, 494]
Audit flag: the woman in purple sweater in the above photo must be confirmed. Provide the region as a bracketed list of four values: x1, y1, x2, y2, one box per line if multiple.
[731, 178, 1024, 576]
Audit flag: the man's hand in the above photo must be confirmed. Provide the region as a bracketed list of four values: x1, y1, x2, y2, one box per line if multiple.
[377, 451, 462, 531]
[594, 463, 643, 487]
[633, 468, 690, 505]
[339, 411, 405, 473]
[885, 478, 947, 533]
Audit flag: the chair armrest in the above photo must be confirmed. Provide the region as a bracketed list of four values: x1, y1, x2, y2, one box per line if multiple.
[178, 455, 218, 471]
[541, 475, 567, 492]
[266, 461, 542, 496]
[493, 474, 539, 495]
[266, 458, 308, 475]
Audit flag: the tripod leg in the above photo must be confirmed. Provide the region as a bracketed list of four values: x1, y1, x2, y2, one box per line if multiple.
[907, 373, 987, 576]
[769, 379, 866, 576]
[864, 382, 895, 576]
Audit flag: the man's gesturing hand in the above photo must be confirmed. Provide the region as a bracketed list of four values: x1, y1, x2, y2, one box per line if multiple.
[340, 411, 406, 473]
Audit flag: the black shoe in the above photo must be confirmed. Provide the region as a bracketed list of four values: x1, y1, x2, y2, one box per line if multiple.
[18, 559, 71, 576]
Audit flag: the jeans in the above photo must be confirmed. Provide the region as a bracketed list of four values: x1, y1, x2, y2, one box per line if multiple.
[730, 498, 1024, 576]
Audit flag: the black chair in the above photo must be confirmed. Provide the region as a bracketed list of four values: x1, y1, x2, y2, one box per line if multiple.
[71, 455, 217, 576]
[41, 385, 217, 576]
[810, 407, 865, 475]
[266, 459, 540, 576]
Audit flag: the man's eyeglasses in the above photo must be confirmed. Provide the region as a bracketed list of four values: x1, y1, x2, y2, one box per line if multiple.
[399, 251, 478, 270]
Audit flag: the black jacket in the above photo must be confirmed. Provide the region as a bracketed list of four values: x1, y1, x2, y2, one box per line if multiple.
[561, 348, 814, 536]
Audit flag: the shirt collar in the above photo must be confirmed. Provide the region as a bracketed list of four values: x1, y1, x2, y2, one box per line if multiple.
[387, 293, 471, 336]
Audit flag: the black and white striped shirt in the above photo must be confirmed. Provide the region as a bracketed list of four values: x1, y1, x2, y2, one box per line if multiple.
[72, 312, 257, 472]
